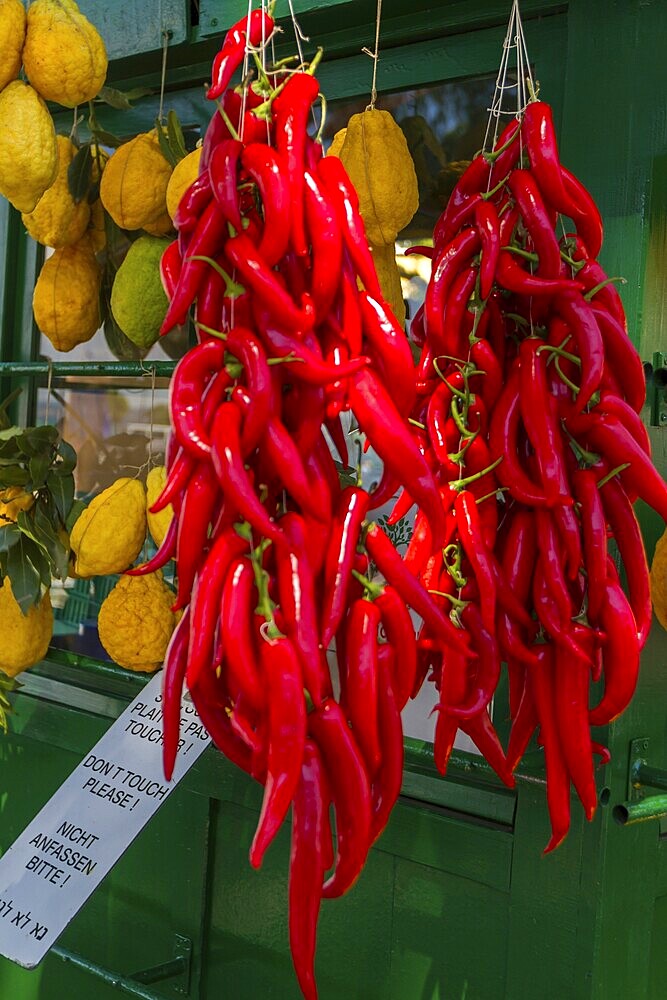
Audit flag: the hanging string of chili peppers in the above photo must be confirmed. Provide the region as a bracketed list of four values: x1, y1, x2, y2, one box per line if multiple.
[404, 81, 666, 850]
[140, 6, 469, 998]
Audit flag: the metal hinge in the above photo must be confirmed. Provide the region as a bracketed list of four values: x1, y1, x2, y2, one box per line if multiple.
[613, 738, 667, 826]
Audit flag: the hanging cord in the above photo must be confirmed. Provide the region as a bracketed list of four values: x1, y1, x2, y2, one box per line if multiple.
[482, 0, 534, 159]
[361, 0, 383, 111]
[157, 29, 171, 123]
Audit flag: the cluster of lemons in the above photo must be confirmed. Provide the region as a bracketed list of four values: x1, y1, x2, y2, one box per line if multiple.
[0, 470, 178, 679]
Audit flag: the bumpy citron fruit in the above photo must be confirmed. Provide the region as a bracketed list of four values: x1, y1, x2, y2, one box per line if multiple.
[32, 237, 101, 352]
[327, 128, 347, 159]
[111, 236, 171, 350]
[97, 572, 177, 673]
[142, 210, 174, 237]
[0, 487, 35, 524]
[370, 242, 406, 327]
[338, 108, 419, 245]
[0, 577, 53, 678]
[650, 527, 667, 631]
[146, 466, 173, 548]
[0, 81, 59, 214]
[0, 0, 26, 93]
[166, 147, 202, 220]
[70, 478, 147, 577]
[23, 0, 108, 108]
[100, 132, 173, 232]
[22, 135, 91, 248]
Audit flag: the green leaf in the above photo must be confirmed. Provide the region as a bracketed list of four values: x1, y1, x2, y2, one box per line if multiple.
[46, 471, 75, 523]
[0, 466, 30, 487]
[68, 144, 93, 204]
[0, 523, 21, 554]
[55, 440, 77, 476]
[97, 85, 137, 111]
[0, 436, 21, 461]
[20, 425, 59, 455]
[28, 453, 51, 489]
[66, 498, 87, 533]
[18, 507, 69, 582]
[154, 119, 179, 168]
[167, 110, 188, 163]
[123, 86, 154, 103]
[0, 426, 21, 441]
[5, 535, 42, 613]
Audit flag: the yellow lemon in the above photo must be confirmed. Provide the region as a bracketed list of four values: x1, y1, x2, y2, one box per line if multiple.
[146, 467, 173, 548]
[97, 572, 177, 673]
[650, 527, 667, 631]
[32, 237, 101, 352]
[70, 478, 146, 577]
[100, 131, 173, 232]
[22, 135, 91, 248]
[0, 0, 26, 93]
[0, 487, 35, 524]
[23, 0, 108, 108]
[166, 147, 202, 220]
[0, 81, 59, 214]
[0, 577, 53, 678]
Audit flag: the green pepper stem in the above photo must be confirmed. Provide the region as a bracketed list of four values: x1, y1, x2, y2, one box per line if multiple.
[583, 276, 627, 302]
[554, 356, 581, 395]
[537, 342, 582, 367]
[449, 455, 503, 490]
[351, 568, 384, 601]
[596, 462, 631, 489]
[185, 256, 245, 298]
[504, 245, 539, 262]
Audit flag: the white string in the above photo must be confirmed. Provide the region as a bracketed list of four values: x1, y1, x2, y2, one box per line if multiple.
[158, 30, 170, 123]
[362, 0, 383, 111]
[482, 0, 534, 158]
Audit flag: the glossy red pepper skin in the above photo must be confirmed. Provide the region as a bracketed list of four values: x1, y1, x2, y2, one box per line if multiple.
[160, 239, 183, 299]
[559, 167, 603, 258]
[497, 510, 539, 689]
[592, 306, 646, 412]
[162, 199, 229, 333]
[497, 251, 581, 297]
[189, 666, 255, 777]
[309, 699, 372, 899]
[552, 292, 604, 411]
[460, 709, 515, 788]
[535, 509, 576, 624]
[445, 602, 500, 719]
[599, 475, 652, 649]
[529, 644, 572, 852]
[225, 233, 315, 333]
[589, 574, 641, 726]
[206, 9, 274, 100]
[359, 292, 416, 418]
[572, 468, 608, 624]
[250, 637, 306, 869]
[519, 338, 572, 504]
[376, 586, 418, 711]
[350, 370, 447, 544]
[470, 338, 503, 411]
[370, 644, 404, 844]
[303, 169, 343, 322]
[455, 490, 497, 632]
[241, 143, 291, 267]
[169, 339, 227, 460]
[174, 170, 213, 234]
[174, 461, 220, 610]
[127, 513, 177, 577]
[424, 229, 480, 355]
[209, 138, 243, 231]
[344, 599, 382, 775]
[219, 555, 266, 710]
[554, 628, 598, 821]
[210, 401, 283, 543]
[161, 607, 191, 781]
[317, 156, 382, 300]
[320, 486, 370, 649]
[149, 448, 194, 514]
[522, 101, 578, 217]
[365, 523, 470, 656]
[289, 741, 330, 1000]
[508, 169, 562, 278]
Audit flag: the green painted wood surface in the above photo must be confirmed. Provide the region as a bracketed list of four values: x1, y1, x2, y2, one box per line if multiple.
[78, 1, 188, 60]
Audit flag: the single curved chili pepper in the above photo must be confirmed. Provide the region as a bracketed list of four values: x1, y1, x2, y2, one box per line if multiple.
[592, 309, 646, 412]
[225, 327, 274, 453]
[424, 229, 481, 356]
[169, 339, 227, 460]
[127, 514, 177, 577]
[303, 169, 343, 321]
[276, 513, 330, 706]
[302, 448, 334, 543]
[289, 741, 330, 1000]
[320, 486, 370, 649]
[497, 509, 539, 692]
[162, 199, 229, 333]
[576, 259, 627, 328]
[532, 564, 589, 662]
[309, 699, 372, 899]
[519, 337, 573, 504]
[370, 644, 404, 844]
[589, 574, 641, 726]
[350, 370, 447, 544]
[160, 239, 183, 299]
[405, 245, 435, 259]
[443, 265, 478, 359]
[455, 490, 496, 632]
[344, 598, 382, 774]
[207, 9, 274, 100]
[209, 138, 243, 231]
[554, 627, 598, 821]
[474, 199, 500, 299]
[572, 468, 607, 624]
[317, 155, 382, 300]
[403, 509, 434, 579]
[552, 291, 604, 411]
[174, 461, 220, 610]
[162, 606, 191, 782]
[521, 100, 578, 216]
[470, 338, 503, 411]
[599, 475, 652, 649]
[506, 668, 538, 772]
[565, 410, 667, 522]
[338, 261, 364, 356]
[444, 602, 500, 719]
[365, 522, 470, 656]
[225, 233, 315, 333]
[359, 291, 416, 418]
[282, 380, 326, 463]
[249, 636, 306, 869]
[507, 169, 562, 278]
[534, 509, 576, 624]
[375, 586, 417, 712]
[149, 448, 194, 514]
[241, 143, 291, 267]
[219, 555, 266, 710]
[496, 251, 581, 296]
[435, 195, 482, 251]
[173, 170, 213, 233]
[194, 259, 230, 335]
[529, 643, 571, 852]
[189, 664, 258, 778]
[433, 646, 466, 774]
[460, 708, 515, 788]
[210, 401, 283, 543]
[560, 166, 604, 258]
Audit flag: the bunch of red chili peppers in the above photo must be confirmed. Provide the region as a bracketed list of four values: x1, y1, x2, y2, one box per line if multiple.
[404, 98, 667, 851]
[135, 8, 468, 998]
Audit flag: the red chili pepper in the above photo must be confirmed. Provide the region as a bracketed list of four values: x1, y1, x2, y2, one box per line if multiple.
[317, 155, 382, 300]
[149, 448, 194, 514]
[318, 488, 369, 653]
[519, 337, 573, 504]
[496, 251, 581, 297]
[506, 667, 538, 773]
[272, 71, 321, 257]
[435, 194, 483, 251]
[455, 490, 496, 632]
[241, 143, 291, 267]
[207, 9, 274, 100]
[592, 307, 646, 413]
[161, 607, 191, 781]
[219, 555, 266, 710]
[444, 602, 500, 719]
[189, 668, 255, 777]
[160, 239, 183, 299]
[433, 645, 466, 774]
[359, 292, 416, 418]
[576, 259, 627, 328]
[370, 644, 404, 844]
[553, 628, 598, 821]
[276, 512, 329, 706]
[344, 598, 382, 774]
[532, 563, 589, 662]
[507, 169, 562, 278]
[289, 741, 330, 1000]
[599, 475, 652, 649]
[521, 101, 578, 217]
[304, 169, 343, 322]
[375, 586, 417, 712]
[470, 338, 503, 411]
[560, 166, 604, 258]
[534, 509, 577, 625]
[589, 572, 641, 726]
[225, 233, 315, 333]
[127, 513, 177, 577]
[162, 199, 229, 333]
[459, 709, 515, 788]
[552, 292, 604, 411]
[572, 468, 607, 624]
[365, 522, 470, 656]
[169, 339, 227, 460]
[210, 401, 283, 543]
[173, 170, 213, 233]
[424, 229, 480, 356]
[174, 461, 220, 610]
[308, 699, 372, 899]
[209, 138, 243, 231]
[349, 370, 447, 545]
[529, 643, 571, 852]
[474, 200, 501, 299]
